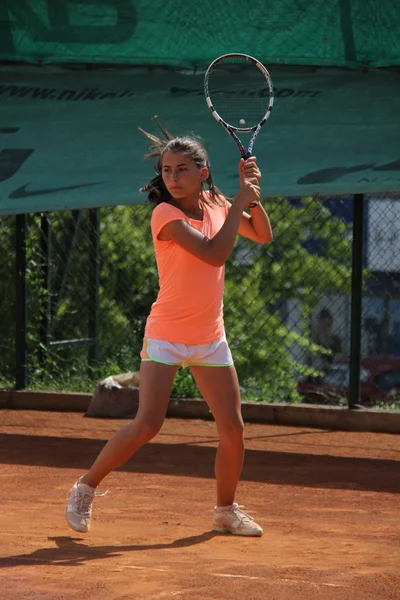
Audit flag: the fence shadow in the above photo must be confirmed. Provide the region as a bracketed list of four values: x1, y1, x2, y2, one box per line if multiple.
[0, 432, 398, 494]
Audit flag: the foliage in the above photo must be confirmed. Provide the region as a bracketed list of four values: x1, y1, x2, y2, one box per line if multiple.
[171, 369, 200, 399]
[0, 215, 16, 378]
[225, 196, 353, 399]
[0, 197, 354, 402]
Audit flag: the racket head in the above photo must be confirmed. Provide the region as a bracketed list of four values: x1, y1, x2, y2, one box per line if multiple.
[204, 53, 274, 133]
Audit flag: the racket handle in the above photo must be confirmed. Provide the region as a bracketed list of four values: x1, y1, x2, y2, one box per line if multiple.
[241, 153, 259, 208]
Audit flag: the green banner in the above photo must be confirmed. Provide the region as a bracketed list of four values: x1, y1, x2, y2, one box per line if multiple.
[1, 0, 399, 69]
[0, 65, 399, 215]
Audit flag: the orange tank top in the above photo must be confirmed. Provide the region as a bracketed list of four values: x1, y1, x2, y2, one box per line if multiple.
[144, 196, 229, 344]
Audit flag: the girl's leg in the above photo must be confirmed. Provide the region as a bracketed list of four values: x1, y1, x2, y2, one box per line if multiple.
[65, 361, 178, 532]
[189, 365, 244, 507]
[190, 364, 262, 536]
[82, 361, 179, 488]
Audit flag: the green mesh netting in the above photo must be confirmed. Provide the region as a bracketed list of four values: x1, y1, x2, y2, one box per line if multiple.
[1, 0, 399, 69]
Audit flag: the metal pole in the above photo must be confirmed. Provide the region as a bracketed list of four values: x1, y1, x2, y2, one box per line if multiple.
[88, 208, 100, 374]
[15, 214, 27, 389]
[39, 213, 51, 364]
[347, 194, 365, 408]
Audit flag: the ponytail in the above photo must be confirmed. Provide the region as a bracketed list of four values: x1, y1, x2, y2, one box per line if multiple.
[139, 168, 171, 205]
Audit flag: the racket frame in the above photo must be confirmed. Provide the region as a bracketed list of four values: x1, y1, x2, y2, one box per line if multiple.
[204, 52, 274, 159]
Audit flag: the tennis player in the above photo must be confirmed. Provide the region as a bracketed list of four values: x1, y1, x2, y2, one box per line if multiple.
[65, 124, 273, 537]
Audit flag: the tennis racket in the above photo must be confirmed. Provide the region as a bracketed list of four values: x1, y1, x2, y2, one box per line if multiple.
[204, 53, 274, 206]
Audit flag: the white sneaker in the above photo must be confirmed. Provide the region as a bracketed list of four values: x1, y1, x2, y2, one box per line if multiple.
[213, 503, 263, 537]
[65, 477, 107, 533]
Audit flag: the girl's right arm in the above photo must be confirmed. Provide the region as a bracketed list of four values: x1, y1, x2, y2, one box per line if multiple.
[159, 181, 260, 267]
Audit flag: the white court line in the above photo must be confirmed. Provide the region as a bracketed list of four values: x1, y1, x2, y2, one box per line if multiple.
[277, 578, 347, 588]
[118, 567, 347, 589]
[152, 568, 169, 572]
[213, 573, 261, 580]
[214, 574, 347, 587]
[121, 565, 169, 572]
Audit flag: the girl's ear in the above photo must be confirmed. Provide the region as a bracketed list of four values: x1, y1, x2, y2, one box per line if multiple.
[200, 167, 209, 181]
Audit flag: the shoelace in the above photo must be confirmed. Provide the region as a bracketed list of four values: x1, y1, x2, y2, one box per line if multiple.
[231, 504, 255, 523]
[73, 488, 108, 517]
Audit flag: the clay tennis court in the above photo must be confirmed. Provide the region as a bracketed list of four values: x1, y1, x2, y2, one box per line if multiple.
[0, 409, 399, 600]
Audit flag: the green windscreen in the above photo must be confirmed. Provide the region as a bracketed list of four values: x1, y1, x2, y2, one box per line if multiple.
[1, 64, 399, 215]
[1, 0, 399, 69]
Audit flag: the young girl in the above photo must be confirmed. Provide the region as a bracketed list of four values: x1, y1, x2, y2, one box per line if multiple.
[65, 124, 273, 537]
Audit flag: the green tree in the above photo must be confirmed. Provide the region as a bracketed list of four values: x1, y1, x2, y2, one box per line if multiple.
[1, 197, 353, 400]
[224, 196, 352, 401]
[26, 205, 159, 386]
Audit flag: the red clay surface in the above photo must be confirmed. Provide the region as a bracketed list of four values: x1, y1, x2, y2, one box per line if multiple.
[0, 409, 399, 600]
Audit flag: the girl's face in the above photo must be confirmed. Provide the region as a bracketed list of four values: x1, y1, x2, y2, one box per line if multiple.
[161, 151, 208, 200]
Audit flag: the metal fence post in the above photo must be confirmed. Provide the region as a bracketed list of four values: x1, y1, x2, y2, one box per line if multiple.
[15, 213, 27, 389]
[39, 212, 51, 364]
[347, 193, 365, 408]
[88, 208, 100, 373]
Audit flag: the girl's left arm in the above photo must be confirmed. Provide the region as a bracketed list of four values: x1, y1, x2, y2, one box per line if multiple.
[237, 202, 273, 244]
[232, 156, 272, 244]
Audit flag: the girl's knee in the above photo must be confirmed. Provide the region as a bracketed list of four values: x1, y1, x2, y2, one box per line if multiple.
[218, 419, 244, 442]
[135, 417, 164, 443]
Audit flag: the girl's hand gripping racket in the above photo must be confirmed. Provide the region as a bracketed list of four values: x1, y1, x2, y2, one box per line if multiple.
[204, 53, 274, 207]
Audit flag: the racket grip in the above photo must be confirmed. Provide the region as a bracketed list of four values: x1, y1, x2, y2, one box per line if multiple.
[241, 153, 258, 207]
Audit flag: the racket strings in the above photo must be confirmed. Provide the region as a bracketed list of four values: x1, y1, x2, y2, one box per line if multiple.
[206, 58, 272, 129]
[209, 93, 268, 128]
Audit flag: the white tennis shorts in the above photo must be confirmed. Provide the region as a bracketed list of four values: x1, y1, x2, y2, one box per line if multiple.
[140, 334, 233, 368]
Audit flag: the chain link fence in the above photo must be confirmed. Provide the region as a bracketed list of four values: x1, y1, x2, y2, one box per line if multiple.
[1, 193, 400, 408]
[0, 213, 15, 385]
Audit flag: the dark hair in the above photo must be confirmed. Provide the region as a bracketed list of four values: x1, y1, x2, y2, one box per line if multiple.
[139, 118, 223, 205]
